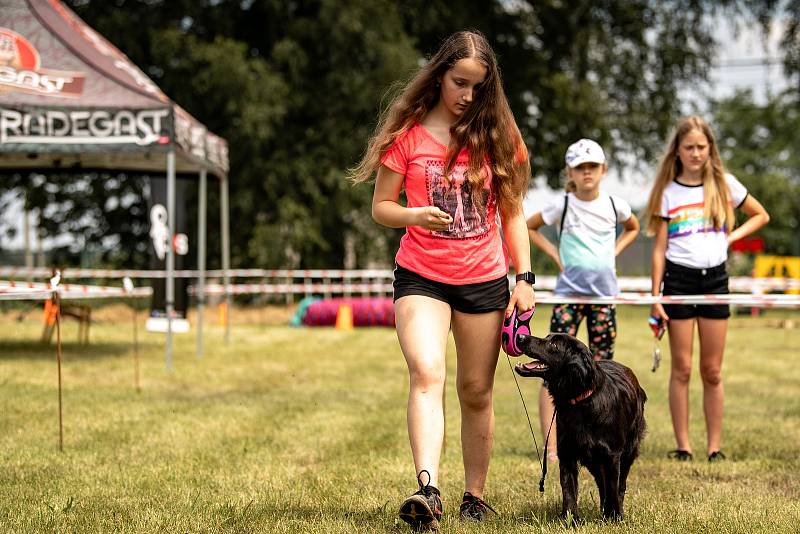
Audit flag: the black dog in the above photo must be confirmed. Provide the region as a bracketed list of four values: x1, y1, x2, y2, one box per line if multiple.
[514, 333, 646, 521]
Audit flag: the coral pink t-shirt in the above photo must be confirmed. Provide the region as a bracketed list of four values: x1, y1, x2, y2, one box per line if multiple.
[380, 123, 508, 285]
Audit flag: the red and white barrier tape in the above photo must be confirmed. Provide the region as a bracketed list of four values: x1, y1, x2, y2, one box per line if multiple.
[188, 282, 394, 296]
[0, 266, 394, 280]
[532, 292, 800, 307]
[0, 280, 152, 301]
[2, 265, 798, 293]
[189, 283, 800, 307]
[0, 288, 53, 301]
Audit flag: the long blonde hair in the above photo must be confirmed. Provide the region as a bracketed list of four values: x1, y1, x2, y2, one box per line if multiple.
[348, 30, 530, 215]
[644, 116, 733, 235]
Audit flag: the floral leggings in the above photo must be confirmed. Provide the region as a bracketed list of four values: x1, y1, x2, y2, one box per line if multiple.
[549, 303, 617, 360]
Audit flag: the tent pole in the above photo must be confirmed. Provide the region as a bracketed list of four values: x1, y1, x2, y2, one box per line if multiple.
[23, 203, 32, 281]
[220, 176, 231, 344]
[196, 169, 207, 358]
[166, 149, 176, 370]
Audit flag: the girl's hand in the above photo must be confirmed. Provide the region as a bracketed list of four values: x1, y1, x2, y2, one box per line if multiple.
[506, 282, 536, 318]
[414, 206, 453, 231]
[651, 303, 669, 322]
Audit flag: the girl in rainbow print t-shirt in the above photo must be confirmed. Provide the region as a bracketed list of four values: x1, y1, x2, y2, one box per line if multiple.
[644, 115, 769, 464]
[660, 173, 747, 269]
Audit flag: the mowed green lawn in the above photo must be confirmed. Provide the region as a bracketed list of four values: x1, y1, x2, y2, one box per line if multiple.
[1, 304, 798, 533]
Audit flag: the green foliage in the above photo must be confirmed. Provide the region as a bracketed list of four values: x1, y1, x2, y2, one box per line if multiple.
[397, 0, 728, 181]
[0, 171, 151, 266]
[714, 89, 800, 255]
[65, 0, 418, 269]
[2, 1, 796, 268]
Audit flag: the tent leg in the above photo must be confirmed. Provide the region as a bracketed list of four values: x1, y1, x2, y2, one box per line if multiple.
[166, 150, 176, 370]
[197, 169, 207, 358]
[220, 177, 231, 344]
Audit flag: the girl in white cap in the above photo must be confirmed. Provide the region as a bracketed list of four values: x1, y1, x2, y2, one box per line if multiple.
[526, 138, 640, 461]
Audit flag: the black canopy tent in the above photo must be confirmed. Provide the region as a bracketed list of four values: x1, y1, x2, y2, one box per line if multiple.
[0, 0, 231, 365]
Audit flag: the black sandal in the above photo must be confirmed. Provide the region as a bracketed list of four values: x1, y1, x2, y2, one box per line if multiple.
[708, 450, 726, 462]
[667, 449, 693, 461]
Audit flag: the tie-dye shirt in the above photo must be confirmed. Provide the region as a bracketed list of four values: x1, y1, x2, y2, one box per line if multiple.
[541, 191, 632, 296]
[380, 123, 509, 285]
[659, 174, 748, 269]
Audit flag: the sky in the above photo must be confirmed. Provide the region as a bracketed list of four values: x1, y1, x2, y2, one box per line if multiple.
[1, 16, 794, 250]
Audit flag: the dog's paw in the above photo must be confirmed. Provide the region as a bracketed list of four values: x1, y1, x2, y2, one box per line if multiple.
[602, 509, 623, 522]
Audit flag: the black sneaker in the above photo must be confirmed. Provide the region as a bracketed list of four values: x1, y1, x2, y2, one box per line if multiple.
[399, 470, 442, 531]
[667, 449, 693, 461]
[708, 450, 727, 462]
[459, 491, 497, 523]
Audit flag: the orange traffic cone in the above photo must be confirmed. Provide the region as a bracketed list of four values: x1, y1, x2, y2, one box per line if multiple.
[335, 304, 354, 330]
[218, 301, 228, 326]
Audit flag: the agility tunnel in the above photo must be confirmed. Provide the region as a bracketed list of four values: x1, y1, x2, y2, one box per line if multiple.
[298, 297, 395, 327]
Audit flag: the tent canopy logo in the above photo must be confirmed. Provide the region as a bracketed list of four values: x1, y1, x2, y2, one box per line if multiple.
[0, 27, 85, 98]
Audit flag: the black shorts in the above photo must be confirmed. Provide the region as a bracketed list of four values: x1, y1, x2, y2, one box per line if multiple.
[392, 264, 510, 314]
[662, 259, 730, 320]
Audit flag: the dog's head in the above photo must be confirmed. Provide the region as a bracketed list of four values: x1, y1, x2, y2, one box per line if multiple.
[513, 333, 596, 399]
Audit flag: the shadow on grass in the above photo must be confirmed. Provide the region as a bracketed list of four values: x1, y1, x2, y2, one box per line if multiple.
[204, 499, 397, 531]
[515, 500, 607, 528]
[0, 340, 142, 361]
[247, 499, 601, 530]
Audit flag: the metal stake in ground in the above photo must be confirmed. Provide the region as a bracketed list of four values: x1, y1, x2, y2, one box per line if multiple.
[133, 304, 140, 392]
[50, 271, 64, 452]
[124, 277, 141, 392]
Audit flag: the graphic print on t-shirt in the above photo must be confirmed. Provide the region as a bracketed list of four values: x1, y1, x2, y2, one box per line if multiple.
[426, 160, 490, 239]
[667, 202, 725, 237]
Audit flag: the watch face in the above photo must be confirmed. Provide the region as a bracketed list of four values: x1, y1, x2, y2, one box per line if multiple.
[517, 272, 535, 284]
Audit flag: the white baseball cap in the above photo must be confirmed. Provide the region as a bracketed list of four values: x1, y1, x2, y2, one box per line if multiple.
[565, 138, 606, 168]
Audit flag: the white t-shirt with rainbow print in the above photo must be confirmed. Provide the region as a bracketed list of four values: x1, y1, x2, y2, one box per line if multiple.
[659, 174, 748, 269]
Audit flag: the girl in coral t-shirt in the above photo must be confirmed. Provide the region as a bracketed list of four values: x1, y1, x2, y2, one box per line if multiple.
[350, 31, 534, 529]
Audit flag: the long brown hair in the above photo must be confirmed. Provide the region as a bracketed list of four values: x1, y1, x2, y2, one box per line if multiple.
[348, 30, 530, 215]
[643, 116, 733, 235]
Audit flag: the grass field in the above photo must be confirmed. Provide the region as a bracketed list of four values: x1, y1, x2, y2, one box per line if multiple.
[1, 303, 799, 533]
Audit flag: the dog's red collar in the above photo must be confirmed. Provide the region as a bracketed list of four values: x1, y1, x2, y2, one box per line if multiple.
[569, 388, 594, 405]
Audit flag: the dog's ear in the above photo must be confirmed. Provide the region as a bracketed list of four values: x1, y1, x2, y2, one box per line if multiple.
[559, 341, 596, 395]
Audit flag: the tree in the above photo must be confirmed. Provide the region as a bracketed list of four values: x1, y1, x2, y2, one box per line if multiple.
[397, 0, 754, 183]
[4, 0, 795, 269]
[62, 0, 417, 269]
[713, 89, 800, 256]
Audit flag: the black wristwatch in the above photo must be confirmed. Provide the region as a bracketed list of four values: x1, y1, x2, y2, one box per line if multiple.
[515, 271, 535, 285]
